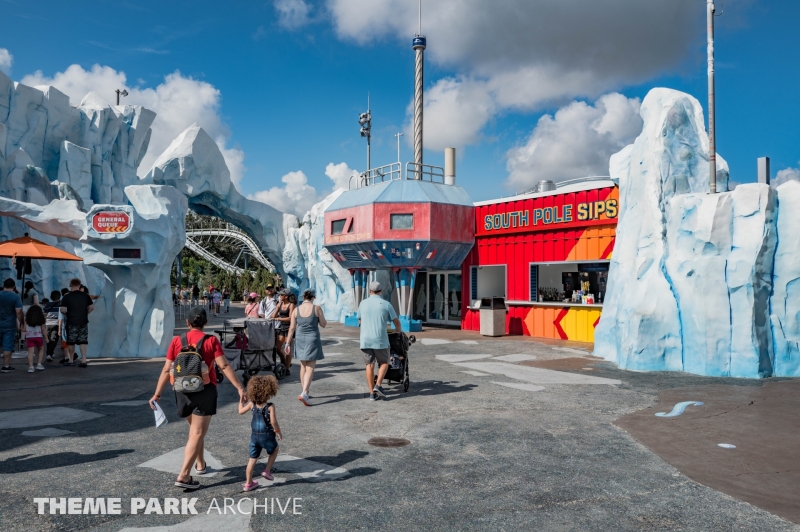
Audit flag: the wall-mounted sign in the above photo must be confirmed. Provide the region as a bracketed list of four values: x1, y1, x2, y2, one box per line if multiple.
[92, 211, 131, 234]
[475, 186, 619, 237]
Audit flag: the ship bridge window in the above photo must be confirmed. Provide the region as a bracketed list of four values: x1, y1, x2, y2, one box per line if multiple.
[332, 219, 352, 235]
[390, 213, 414, 230]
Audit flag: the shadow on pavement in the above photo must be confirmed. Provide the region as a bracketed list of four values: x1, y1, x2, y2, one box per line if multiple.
[0, 449, 135, 474]
[204, 449, 379, 491]
[313, 379, 477, 405]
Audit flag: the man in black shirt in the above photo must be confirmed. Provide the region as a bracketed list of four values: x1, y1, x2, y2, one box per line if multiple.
[60, 278, 94, 367]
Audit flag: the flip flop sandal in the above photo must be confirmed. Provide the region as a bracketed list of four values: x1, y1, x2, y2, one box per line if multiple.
[194, 464, 208, 475]
[174, 476, 200, 489]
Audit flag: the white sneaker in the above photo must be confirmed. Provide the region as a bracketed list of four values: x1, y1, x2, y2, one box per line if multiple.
[35, 364, 45, 371]
[28, 367, 35, 373]
[46, 355, 52, 362]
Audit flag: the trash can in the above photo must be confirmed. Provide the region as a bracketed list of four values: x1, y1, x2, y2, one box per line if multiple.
[479, 297, 506, 337]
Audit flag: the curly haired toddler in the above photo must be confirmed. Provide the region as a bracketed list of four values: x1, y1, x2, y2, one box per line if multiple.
[238, 375, 282, 492]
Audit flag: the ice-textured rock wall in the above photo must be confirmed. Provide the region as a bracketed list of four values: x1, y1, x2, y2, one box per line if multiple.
[143, 124, 297, 269]
[0, 70, 156, 292]
[595, 87, 793, 378]
[0, 72, 345, 358]
[83, 186, 187, 358]
[770, 181, 800, 377]
[284, 189, 354, 321]
[664, 185, 776, 377]
[0, 186, 186, 358]
[0, 71, 155, 208]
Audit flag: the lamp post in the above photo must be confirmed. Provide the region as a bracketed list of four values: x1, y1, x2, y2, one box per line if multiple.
[359, 94, 372, 173]
[115, 89, 128, 106]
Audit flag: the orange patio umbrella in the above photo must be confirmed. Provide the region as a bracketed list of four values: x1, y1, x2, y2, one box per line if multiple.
[0, 234, 83, 292]
[0, 235, 83, 262]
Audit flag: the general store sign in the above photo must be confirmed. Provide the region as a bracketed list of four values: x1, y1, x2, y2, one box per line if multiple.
[475, 186, 619, 237]
[92, 211, 132, 234]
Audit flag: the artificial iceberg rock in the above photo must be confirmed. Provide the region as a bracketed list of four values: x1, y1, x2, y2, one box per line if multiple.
[664, 185, 776, 377]
[284, 189, 354, 321]
[144, 124, 298, 271]
[770, 180, 800, 376]
[57, 141, 93, 206]
[0, 186, 187, 358]
[83, 185, 187, 358]
[596, 87, 780, 378]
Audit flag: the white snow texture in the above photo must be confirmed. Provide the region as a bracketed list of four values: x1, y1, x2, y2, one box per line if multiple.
[0, 71, 327, 358]
[595, 87, 799, 378]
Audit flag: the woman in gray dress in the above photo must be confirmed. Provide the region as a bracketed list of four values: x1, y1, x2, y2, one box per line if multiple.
[285, 289, 326, 406]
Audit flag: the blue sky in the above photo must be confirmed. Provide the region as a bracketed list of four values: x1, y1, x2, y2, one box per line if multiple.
[1, 0, 798, 213]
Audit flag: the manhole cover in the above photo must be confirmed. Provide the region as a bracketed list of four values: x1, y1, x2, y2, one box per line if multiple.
[367, 437, 411, 448]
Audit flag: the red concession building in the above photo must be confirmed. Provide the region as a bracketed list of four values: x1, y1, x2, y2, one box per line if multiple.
[460, 178, 619, 342]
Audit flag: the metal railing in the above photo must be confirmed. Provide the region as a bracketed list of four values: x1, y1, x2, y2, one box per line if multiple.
[348, 161, 447, 189]
[405, 162, 444, 182]
[350, 163, 402, 189]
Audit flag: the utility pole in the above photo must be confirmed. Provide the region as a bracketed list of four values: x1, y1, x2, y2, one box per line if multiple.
[707, 0, 717, 193]
[395, 132, 404, 163]
[115, 88, 128, 106]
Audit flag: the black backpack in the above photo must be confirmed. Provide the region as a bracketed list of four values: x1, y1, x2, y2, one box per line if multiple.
[171, 334, 210, 393]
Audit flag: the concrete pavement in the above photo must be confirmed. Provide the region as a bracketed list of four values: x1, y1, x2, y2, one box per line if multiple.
[0, 303, 796, 531]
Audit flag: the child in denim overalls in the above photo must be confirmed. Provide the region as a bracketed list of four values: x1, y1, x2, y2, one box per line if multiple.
[238, 375, 282, 492]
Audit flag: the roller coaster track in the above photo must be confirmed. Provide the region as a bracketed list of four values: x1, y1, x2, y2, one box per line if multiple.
[184, 225, 275, 276]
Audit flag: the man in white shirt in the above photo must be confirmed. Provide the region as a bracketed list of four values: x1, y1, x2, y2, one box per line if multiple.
[258, 284, 278, 321]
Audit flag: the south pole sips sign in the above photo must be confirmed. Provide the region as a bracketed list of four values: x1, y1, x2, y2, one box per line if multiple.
[475, 185, 619, 237]
[91, 211, 132, 234]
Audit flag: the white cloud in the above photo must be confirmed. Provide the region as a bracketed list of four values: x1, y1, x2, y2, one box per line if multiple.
[326, 0, 701, 152]
[409, 77, 496, 151]
[328, 0, 698, 80]
[505, 93, 642, 191]
[249, 162, 357, 217]
[274, 0, 312, 29]
[0, 48, 13, 74]
[248, 170, 322, 217]
[20, 64, 246, 186]
[325, 161, 359, 191]
[773, 166, 800, 188]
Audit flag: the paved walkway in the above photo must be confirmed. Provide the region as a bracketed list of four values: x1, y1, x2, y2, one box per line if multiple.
[0, 304, 797, 531]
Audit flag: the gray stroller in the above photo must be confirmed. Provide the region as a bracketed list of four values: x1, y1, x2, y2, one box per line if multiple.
[238, 319, 286, 384]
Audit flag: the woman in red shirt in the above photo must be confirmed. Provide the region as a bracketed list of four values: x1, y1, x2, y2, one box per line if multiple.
[150, 307, 245, 490]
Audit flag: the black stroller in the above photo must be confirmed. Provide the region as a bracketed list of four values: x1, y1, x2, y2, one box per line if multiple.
[219, 318, 286, 385]
[375, 331, 415, 392]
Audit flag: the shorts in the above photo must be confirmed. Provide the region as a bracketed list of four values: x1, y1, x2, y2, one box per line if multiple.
[66, 324, 89, 345]
[361, 348, 390, 366]
[276, 328, 289, 337]
[26, 337, 44, 349]
[0, 328, 16, 352]
[249, 432, 279, 458]
[175, 385, 218, 417]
